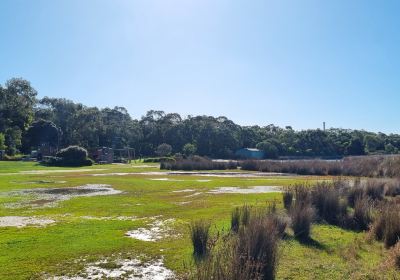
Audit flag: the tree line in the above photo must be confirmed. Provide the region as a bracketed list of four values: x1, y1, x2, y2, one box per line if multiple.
[1, 77, 400, 158]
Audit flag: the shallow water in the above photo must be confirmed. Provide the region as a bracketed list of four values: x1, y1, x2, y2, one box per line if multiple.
[4, 184, 122, 208]
[208, 186, 282, 194]
[49, 257, 174, 280]
[125, 219, 175, 242]
[0, 216, 55, 228]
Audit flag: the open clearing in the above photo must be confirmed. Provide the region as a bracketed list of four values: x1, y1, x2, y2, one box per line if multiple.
[0, 161, 392, 279]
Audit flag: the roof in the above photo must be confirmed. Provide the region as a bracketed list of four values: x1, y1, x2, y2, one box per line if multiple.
[241, 148, 262, 152]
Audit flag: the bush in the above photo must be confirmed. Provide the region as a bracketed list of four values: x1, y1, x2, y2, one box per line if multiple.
[269, 213, 288, 238]
[235, 216, 280, 279]
[3, 154, 24, 161]
[385, 180, 400, 197]
[190, 220, 211, 258]
[161, 156, 238, 171]
[49, 146, 92, 167]
[311, 182, 343, 225]
[290, 186, 314, 240]
[240, 155, 400, 178]
[144, 157, 175, 163]
[372, 203, 400, 248]
[352, 197, 373, 231]
[282, 189, 293, 210]
[231, 205, 251, 233]
[155, 143, 172, 157]
[365, 180, 385, 201]
[194, 205, 285, 280]
[231, 207, 241, 233]
[347, 186, 365, 208]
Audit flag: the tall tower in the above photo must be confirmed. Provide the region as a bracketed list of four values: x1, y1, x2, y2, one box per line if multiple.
[323, 122, 326, 131]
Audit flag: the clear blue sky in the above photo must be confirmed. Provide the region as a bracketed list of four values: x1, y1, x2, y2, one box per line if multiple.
[1, 0, 399, 133]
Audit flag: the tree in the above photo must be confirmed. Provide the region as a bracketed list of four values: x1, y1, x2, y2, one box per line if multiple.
[0, 78, 37, 154]
[385, 143, 398, 154]
[0, 133, 6, 150]
[25, 119, 60, 150]
[155, 143, 172, 157]
[256, 141, 279, 159]
[346, 137, 365, 155]
[54, 146, 92, 167]
[364, 135, 384, 154]
[182, 143, 197, 157]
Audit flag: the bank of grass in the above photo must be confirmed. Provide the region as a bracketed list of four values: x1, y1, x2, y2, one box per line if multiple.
[0, 162, 397, 279]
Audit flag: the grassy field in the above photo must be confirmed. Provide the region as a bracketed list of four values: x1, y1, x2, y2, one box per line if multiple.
[0, 162, 394, 279]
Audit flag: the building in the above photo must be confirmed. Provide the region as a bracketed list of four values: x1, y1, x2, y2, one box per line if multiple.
[235, 148, 265, 159]
[91, 147, 114, 164]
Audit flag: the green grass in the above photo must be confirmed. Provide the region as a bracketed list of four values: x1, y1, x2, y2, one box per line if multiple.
[0, 162, 394, 279]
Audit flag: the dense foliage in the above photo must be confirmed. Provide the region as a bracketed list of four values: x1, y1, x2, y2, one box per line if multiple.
[2, 77, 400, 158]
[50, 146, 92, 167]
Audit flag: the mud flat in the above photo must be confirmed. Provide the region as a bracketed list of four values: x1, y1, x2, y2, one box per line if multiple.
[4, 184, 122, 208]
[48, 257, 175, 280]
[125, 218, 175, 242]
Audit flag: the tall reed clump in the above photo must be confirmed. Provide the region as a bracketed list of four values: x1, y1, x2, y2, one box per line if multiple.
[194, 207, 285, 280]
[190, 220, 211, 258]
[231, 205, 251, 233]
[235, 215, 280, 280]
[385, 179, 400, 197]
[282, 188, 293, 210]
[240, 155, 400, 178]
[311, 182, 344, 225]
[290, 184, 314, 241]
[161, 156, 238, 171]
[371, 203, 400, 248]
[352, 197, 373, 231]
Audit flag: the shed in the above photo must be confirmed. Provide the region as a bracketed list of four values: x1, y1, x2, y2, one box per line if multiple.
[92, 147, 114, 164]
[235, 148, 265, 159]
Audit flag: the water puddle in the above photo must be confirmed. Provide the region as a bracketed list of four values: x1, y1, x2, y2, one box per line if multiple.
[125, 218, 175, 242]
[91, 171, 291, 178]
[0, 216, 55, 228]
[149, 178, 184, 182]
[3, 184, 122, 208]
[208, 186, 282, 194]
[80, 216, 138, 221]
[49, 257, 174, 280]
[172, 189, 195, 193]
[10, 180, 67, 184]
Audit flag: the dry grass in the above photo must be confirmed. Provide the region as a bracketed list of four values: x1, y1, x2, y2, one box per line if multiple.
[241, 155, 400, 177]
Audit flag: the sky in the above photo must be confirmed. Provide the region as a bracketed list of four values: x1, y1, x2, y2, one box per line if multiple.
[0, 0, 399, 133]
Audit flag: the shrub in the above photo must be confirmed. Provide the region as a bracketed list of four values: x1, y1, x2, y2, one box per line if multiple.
[290, 202, 314, 240]
[161, 156, 238, 171]
[282, 189, 293, 210]
[231, 207, 240, 233]
[194, 206, 285, 280]
[190, 220, 211, 258]
[52, 146, 92, 167]
[385, 180, 400, 197]
[269, 213, 288, 238]
[240, 155, 400, 178]
[365, 180, 385, 201]
[372, 204, 400, 248]
[293, 184, 311, 206]
[145, 156, 175, 163]
[311, 182, 343, 225]
[347, 186, 365, 208]
[235, 216, 280, 280]
[352, 197, 373, 231]
[155, 143, 172, 157]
